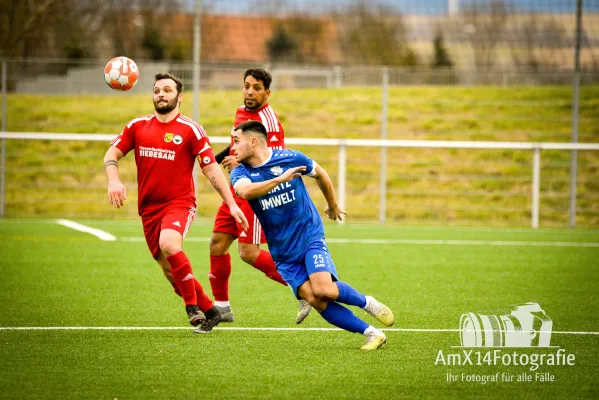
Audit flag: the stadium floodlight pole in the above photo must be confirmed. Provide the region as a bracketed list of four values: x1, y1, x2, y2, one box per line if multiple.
[193, 0, 201, 123]
[379, 66, 389, 223]
[448, 0, 459, 16]
[192, 0, 202, 199]
[0, 61, 6, 217]
[569, 0, 583, 228]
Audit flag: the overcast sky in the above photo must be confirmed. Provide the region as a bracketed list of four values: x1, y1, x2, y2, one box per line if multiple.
[187, 0, 598, 15]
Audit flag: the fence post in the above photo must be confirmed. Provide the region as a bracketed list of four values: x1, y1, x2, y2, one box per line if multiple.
[0, 61, 7, 217]
[569, 0, 583, 228]
[326, 69, 333, 89]
[334, 66, 342, 88]
[379, 67, 389, 223]
[531, 146, 541, 229]
[337, 142, 346, 225]
[192, 0, 202, 201]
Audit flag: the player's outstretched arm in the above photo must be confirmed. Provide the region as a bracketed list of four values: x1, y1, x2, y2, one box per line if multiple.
[235, 166, 306, 200]
[201, 162, 249, 231]
[104, 146, 127, 209]
[313, 165, 347, 221]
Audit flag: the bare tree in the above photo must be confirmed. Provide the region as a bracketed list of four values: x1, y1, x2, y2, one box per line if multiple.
[99, 0, 180, 60]
[505, 11, 571, 71]
[273, 15, 338, 65]
[507, 12, 540, 71]
[461, 0, 511, 68]
[0, 0, 183, 60]
[334, 0, 417, 66]
[0, 0, 69, 58]
[535, 18, 569, 68]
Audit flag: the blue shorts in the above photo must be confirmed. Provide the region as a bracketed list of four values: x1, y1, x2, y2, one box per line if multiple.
[275, 238, 338, 299]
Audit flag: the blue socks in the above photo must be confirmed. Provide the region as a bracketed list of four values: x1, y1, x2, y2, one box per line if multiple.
[335, 281, 367, 308]
[319, 301, 369, 334]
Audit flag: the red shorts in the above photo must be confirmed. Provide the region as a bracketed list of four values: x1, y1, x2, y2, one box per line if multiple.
[141, 201, 196, 259]
[213, 197, 266, 244]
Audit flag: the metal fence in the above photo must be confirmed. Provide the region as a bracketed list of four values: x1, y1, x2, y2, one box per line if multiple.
[4, 60, 599, 95]
[0, 57, 598, 227]
[1, 133, 598, 228]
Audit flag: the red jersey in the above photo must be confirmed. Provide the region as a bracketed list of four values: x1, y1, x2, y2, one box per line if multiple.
[230, 103, 285, 153]
[111, 113, 216, 214]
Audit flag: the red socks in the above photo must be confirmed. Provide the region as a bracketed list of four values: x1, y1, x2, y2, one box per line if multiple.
[209, 251, 287, 302]
[167, 251, 213, 311]
[253, 250, 288, 286]
[209, 254, 232, 302]
[193, 279, 214, 312]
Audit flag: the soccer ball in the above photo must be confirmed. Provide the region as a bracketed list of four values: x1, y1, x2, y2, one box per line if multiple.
[104, 56, 139, 91]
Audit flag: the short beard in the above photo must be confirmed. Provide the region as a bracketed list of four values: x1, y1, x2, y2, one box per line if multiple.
[244, 99, 261, 111]
[154, 98, 178, 114]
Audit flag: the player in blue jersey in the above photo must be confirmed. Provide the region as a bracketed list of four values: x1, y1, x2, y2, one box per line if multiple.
[229, 120, 395, 350]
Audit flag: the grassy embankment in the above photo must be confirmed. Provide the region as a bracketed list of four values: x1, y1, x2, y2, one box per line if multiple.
[3, 85, 598, 226]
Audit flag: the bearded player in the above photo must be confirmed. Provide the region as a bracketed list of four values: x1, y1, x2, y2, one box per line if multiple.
[208, 68, 312, 324]
[104, 72, 248, 333]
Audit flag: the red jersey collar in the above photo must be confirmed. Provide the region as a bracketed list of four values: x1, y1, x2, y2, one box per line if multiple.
[155, 112, 181, 124]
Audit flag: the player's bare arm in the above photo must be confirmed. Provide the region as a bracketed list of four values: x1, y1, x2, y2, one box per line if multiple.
[313, 164, 347, 221]
[103, 146, 127, 209]
[201, 162, 249, 231]
[235, 166, 306, 200]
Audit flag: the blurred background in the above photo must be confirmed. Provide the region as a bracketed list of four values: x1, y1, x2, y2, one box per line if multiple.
[0, 0, 598, 227]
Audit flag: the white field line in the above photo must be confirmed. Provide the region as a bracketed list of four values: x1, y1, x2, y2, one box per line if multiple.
[326, 238, 599, 248]
[55, 219, 116, 241]
[120, 236, 599, 248]
[0, 326, 596, 334]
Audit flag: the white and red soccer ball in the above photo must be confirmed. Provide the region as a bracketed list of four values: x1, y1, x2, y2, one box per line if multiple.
[104, 56, 139, 91]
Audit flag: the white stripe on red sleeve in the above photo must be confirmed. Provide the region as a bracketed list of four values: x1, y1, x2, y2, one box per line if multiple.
[258, 110, 273, 132]
[265, 106, 280, 132]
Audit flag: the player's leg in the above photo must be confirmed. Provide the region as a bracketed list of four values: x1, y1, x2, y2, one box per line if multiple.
[142, 211, 189, 301]
[238, 242, 286, 286]
[236, 205, 286, 285]
[156, 252, 181, 295]
[305, 243, 391, 350]
[307, 244, 395, 327]
[159, 228, 202, 325]
[209, 202, 237, 320]
[157, 253, 212, 321]
[238, 208, 312, 323]
[302, 273, 387, 350]
[161, 206, 221, 331]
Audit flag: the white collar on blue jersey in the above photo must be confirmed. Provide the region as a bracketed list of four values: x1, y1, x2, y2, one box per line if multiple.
[253, 148, 273, 168]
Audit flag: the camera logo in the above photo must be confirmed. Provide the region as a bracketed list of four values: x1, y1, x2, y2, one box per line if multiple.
[459, 302, 553, 347]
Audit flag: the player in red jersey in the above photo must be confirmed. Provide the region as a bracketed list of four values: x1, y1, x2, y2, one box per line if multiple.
[103, 72, 248, 333]
[209, 68, 312, 323]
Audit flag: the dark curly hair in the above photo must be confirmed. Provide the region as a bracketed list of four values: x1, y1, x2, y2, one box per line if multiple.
[155, 72, 183, 94]
[244, 68, 272, 89]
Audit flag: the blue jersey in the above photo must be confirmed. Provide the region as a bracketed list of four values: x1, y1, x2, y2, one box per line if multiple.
[230, 149, 324, 262]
